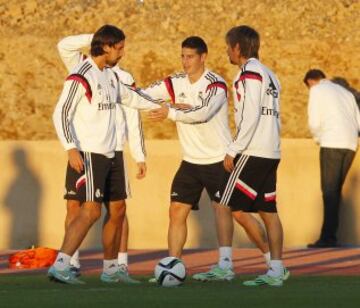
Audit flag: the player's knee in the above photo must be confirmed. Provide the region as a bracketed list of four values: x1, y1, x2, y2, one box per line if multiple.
[109, 208, 126, 223]
[91, 208, 102, 222]
[214, 203, 232, 216]
[169, 204, 188, 224]
[107, 201, 126, 223]
[232, 211, 250, 226]
[67, 200, 81, 213]
[82, 205, 102, 223]
[259, 211, 280, 225]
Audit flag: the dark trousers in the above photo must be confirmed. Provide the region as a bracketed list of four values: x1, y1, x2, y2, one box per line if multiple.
[319, 147, 355, 242]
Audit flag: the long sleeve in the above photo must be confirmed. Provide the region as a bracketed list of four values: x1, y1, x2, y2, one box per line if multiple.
[53, 79, 85, 150]
[57, 34, 93, 72]
[167, 85, 227, 124]
[308, 88, 322, 143]
[227, 76, 262, 157]
[119, 82, 162, 110]
[123, 106, 146, 162]
[143, 78, 173, 102]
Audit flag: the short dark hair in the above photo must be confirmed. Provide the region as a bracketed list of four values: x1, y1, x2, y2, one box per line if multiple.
[303, 69, 326, 85]
[181, 36, 208, 55]
[91, 25, 126, 56]
[226, 25, 260, 59]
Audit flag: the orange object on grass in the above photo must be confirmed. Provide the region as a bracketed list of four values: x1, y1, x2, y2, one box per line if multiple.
[8, 247, 58, 269]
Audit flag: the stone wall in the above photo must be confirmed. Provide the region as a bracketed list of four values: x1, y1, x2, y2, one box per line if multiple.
[0, 0, 359, 139]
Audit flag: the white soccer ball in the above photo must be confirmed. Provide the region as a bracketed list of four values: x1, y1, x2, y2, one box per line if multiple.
[154, 257, 186, 287]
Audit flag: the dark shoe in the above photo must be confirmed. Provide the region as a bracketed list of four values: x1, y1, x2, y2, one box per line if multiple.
[307, 240, 338, 248]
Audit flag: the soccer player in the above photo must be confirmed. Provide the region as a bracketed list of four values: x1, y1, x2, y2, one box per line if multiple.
[49, 25, 160, 284]
[216, 25, 289, 286]
[145, 36, 235, 281]
[56, 33, 146, 282]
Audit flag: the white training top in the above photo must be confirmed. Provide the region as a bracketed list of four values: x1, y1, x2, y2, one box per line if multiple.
[229, 58, 281, 159]
[308, 79, 360, 151]
[144, 69, 232, 164]
[53, 57, 160, 158]
[57, 34, 146, 162]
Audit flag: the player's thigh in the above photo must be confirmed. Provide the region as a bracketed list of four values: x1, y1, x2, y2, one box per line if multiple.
[169, 201, 193, 222]
[64, 152, 112, 204]
[200, 161, 224, 202]
[171, 161, 204, 210]
[253, 159, 280, 213]
[218, 155, 278, 213]
[104, 151, 129, 203]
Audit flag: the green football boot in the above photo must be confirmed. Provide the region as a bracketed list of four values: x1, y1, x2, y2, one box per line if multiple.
[192, 266, 235, 282]
[100, 269, 141, 284]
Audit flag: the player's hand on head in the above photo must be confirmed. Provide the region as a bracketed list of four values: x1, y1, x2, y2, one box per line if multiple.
[136, 162, 147, 179]
[67, 148, 84, 174]
[223, 154, 235, 173]
[148, 105, 169, 121]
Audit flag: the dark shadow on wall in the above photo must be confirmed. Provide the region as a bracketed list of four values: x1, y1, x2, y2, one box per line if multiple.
[3, 148, 41, 249]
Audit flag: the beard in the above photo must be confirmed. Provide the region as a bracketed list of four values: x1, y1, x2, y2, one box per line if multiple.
[228, 56, 236, 65]
[107, 57, 121, 67]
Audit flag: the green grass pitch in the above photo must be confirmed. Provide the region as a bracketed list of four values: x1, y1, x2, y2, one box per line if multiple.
[1, 275, 360, 308]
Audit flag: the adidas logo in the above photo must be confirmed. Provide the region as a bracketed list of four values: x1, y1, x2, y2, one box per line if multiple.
[171, 192, 178, 197]
[57, 258, 64, 263]
[68, 190, 76, 195]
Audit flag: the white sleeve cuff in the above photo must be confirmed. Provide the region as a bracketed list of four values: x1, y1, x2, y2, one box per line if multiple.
[64, 143, 77, 151]
[167, 108, 177, 121]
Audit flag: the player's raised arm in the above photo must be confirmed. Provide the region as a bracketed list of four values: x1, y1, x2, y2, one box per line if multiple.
[57, 34, 93, 72]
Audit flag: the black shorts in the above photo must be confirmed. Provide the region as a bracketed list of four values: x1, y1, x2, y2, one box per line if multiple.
[171, 160, 223, 210]
[64, 152, 112, 203]
[215, 155, 280, 213]
[103, 151, 130, 202]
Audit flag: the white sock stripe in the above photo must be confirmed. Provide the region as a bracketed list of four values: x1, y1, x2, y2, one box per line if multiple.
[221, 155, 249, 205]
